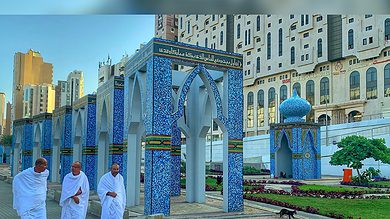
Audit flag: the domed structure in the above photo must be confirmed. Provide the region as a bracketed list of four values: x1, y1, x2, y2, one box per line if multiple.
[279, 89, 311, 123]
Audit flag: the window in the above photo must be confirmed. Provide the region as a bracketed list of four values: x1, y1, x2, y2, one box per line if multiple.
[290, 15, 294, 19]
[248, 29, 251, 44]
[291, 37, 295, 41]
[268, 23, 271, 28]
[385, 64, 390, 97]
[369, 37, 373, 44]
[306, 80, 315, 105]
[291, 47, 295, 64]
[320, 77, 330, 104]
[256, 37, 261, 42]
[366, 26, 372, 31]
[366, 67, 377, 99]
[247, 92, 254, 128]
[363, 38, 367, 45]
[237, 24, 241, 39]
[268, 88, 276, 124]
[267, 32, 271, 59]
[303, 32, 309, 38]
[305, 15, 309, 24]
[348, 29, 354, 49]
[301, 55, 304, 61]
[350, 71, 360, 100]
[205, 38, 208, 48]
[318, 28, 323, 33]
[245, 30, 247, 45]
[256, 57, 260, 73]
[316, 16, 323, 22]
[304, 44, 309, 49]
[280, 85, 288, 122]
[291, 25, 296, 30]
[187, 21, 190, 34]
[348, 18, 354, 23]
[318, 38, 323, 58]
[257, 16, 260, 31]
[257, 90, 264, 127]
[385, 19, 390, 40]
[278, 28, 283, 56]
[220, 31, 223, 45]
[301, 15, 304, 26]
[279, 19, 282, 24]
[365, 14, 373, 18]
[293, 82, 301, 96]
[180, 17, 183, 29]
[306, 54, 309, 60]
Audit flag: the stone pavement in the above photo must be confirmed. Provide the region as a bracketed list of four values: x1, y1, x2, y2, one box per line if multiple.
[0, 180, 98, 219]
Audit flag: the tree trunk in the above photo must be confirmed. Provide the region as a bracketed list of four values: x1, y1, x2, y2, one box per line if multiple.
[356, 168, 362, 182]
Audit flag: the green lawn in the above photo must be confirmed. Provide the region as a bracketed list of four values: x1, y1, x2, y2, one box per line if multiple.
[371, 180, 390, 187]
[250, 193, 390, 218]
[298, 184, 378, 193]
[181, 177, 223, 191]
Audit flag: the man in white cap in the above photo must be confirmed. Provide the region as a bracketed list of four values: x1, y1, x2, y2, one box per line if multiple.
[60, 161, 90, 219]
[13, 157, 49, 218]
[97, 163, 126, 219]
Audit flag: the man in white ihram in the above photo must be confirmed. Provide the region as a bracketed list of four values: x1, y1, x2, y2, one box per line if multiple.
[13, 158, 49, 218]
[60, 161, 90, 219]
[97, 163, 126, 219]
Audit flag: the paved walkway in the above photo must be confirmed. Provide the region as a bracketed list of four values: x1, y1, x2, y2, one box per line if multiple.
[0, 180, 98, 219]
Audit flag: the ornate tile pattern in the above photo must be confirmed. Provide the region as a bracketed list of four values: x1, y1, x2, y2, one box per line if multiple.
[61, 112, 73, 182]
[144, 56, 172, 216]
[170, 121, 181, 196]
[82, 96, 97, 189]
[227, 68, 244, 212]
[270, 123, 321, 180]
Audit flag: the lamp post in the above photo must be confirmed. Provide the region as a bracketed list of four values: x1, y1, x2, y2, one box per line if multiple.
[275, 93, 279, 124]
[325, 95, 329, 146]
[210, 109, 213, 163]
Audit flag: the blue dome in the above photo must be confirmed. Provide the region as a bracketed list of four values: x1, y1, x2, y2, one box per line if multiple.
[279, 89, 311, 123]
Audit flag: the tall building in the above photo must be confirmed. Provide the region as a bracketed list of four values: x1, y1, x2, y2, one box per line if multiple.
[155, 15, 179, 41]
[98, 55, 129, 88]
[22, 84, 55, 118]
[179, 14, 390, 136]
[55, 80, 69, 108]
[67, 70, 84, 105]
[12, 49, 53, 120]
[0, 92, 5, 135]
[4, 102, 11, 135]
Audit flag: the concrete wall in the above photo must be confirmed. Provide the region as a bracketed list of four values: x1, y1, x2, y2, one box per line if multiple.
[182, 117, 390, 178]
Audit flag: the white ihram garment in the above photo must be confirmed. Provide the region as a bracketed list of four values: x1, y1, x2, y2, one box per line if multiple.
[13, 167, 49, 219]
[60, 171, 90, 219]
[97, 172, 126, 219]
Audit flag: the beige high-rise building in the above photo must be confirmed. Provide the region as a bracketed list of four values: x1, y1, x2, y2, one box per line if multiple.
[179, 14, 390, 136]
[67, 70, 84, 105]
[12, 49, 53, 120]
[98, 55, 129, 88]
[22, 84, 55, 118]
[4, 102, 11, 135]
[155, 15, 178, 41]
[0, 92, 5, 135]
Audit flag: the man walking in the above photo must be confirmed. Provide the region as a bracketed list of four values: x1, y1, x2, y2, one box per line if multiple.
[60, 161, 89, 219]
[13, 157, 49, 218]
[97, 163, 126, 219]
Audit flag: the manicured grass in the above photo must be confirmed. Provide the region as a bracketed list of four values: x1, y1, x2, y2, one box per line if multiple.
[181, 177, 223, 191]
[251, 193, 390, 218]
[371, 180, 390, 187]
[298, 184, 377, 193]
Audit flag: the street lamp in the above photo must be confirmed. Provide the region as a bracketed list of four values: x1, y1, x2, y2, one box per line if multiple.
[275, 93, 279, 124]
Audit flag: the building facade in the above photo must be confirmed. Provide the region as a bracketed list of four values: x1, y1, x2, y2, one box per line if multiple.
[0, 92, 5, 135]
[155, 15, 178, 42]
[4, 102, 11, 135]
[179, 14, 390, 136]
[12, 49, 53, 120]
[98, 55, 129, 88]
[67, 70, 84, 105]
[22, 84, 55, 118]
[55, 80, 69, 108]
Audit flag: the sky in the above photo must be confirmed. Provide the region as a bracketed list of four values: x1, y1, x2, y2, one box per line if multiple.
[0, 15, 155, 103]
